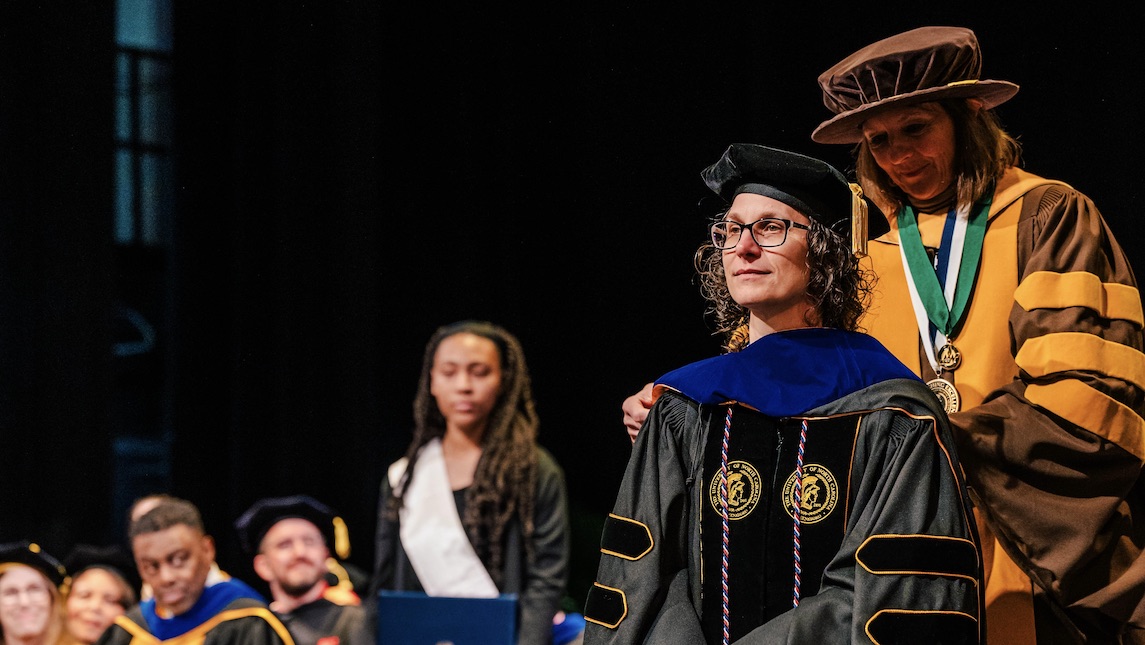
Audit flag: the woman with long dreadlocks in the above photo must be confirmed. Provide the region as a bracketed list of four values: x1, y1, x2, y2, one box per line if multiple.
[369, 320, 579, 644]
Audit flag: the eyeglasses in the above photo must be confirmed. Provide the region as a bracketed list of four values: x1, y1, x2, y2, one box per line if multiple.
[0, 584, 50, 605]
[710, 218, 810, 249]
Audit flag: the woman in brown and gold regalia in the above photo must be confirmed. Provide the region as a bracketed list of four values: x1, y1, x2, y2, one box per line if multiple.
[810, 26, 1145, 644]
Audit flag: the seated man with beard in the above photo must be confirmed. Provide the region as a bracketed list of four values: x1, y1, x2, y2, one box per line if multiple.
[235, 495, 370, 645]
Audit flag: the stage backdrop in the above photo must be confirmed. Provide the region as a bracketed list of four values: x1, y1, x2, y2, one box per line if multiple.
[1, 2, 1141, 609]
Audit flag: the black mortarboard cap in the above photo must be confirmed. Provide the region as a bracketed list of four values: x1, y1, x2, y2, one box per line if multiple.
[234, 495, 350, 559]
[63, 543, 142, 599]
[0, 541, 67, 588]
[701, 143, 868, 255]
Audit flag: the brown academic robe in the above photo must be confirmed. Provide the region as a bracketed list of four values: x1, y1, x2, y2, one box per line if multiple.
[862, 166, 1145, 644]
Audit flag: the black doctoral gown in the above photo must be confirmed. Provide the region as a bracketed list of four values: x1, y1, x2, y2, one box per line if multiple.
[583, 328, 984, 644]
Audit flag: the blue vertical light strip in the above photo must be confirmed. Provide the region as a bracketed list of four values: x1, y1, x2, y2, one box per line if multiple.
[116, 0, 173, 51]
[114, 0, 173, 246]
[113, 150, 134, 243]
[110, 0, 177, 540]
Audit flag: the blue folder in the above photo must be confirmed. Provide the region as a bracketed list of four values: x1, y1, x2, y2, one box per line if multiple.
[376, 590, 518, 644]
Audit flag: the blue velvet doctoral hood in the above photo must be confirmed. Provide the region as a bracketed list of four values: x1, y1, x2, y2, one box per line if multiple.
[655, 328, 919, 417]
[140, 577, 266, 640]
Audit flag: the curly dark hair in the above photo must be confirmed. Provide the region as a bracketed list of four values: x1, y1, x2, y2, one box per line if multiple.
[384, 320, 539, 586]
[694, 219, 873, 352]
[854, 98, 1022, 215]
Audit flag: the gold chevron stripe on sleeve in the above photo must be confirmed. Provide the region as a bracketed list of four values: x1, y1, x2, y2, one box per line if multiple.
[1016, 332, 1145, 390]
[113, 614, 158, 643]
[1026, 380, 1145, 461]
[1015, 271, 1144, 325]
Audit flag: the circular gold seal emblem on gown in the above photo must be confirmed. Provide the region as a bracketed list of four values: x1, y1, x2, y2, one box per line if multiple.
[708, 460, 762, 520]
[928, 377, 961, 414]
[781, 464, 838, 524]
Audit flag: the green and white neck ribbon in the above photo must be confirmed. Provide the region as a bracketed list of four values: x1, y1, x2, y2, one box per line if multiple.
[896, 198, 990, 374]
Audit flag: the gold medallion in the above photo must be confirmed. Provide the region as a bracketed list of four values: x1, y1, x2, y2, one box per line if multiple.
[927, 378, 961, 414]
[936, 343, 962, 371]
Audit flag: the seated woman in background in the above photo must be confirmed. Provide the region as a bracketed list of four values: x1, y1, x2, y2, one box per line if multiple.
[59, 545, 139, 645]
[0, 542, 67, 645]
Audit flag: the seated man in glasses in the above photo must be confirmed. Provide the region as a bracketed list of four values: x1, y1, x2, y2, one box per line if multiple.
[582, 143, 984, 644]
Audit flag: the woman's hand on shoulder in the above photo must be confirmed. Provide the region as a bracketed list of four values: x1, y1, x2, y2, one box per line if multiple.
[622, 382, 655, 444]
